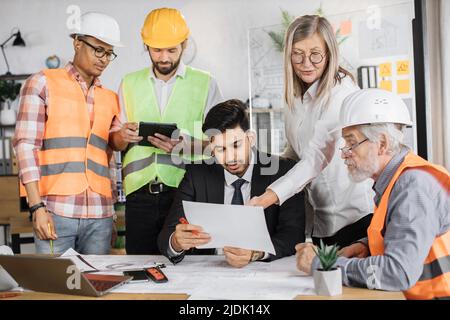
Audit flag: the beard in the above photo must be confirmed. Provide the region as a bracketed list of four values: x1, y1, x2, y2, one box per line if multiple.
[345, 147, 380, 183]
[151, 55, 182, 76]
[224, 161, 248, 176]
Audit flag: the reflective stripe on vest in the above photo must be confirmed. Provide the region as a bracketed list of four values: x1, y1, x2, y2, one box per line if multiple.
[419, 255, 450, 282]
[42, 137, 87, 150]
[39, 160, 108, 178]
[121, 66, 210, 195]
[19, 69, 119, 198]
[368, 152, 450, 300]
[122, 153, 186, 178]
[40, 161, 86, 176]
[89, 134, 109, 151]
[41, 134, 108, 151]
[38, 135, 109, 178]
[87, 159, 110, 178]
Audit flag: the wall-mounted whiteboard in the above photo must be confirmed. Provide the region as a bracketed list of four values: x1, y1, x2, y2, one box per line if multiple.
[248, 1, 417, 154]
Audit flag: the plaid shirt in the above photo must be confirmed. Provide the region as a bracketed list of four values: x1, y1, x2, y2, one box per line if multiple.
[13, 62, 120, 219]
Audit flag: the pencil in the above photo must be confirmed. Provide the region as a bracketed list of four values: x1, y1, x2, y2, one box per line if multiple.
[47, 223, 54, 255]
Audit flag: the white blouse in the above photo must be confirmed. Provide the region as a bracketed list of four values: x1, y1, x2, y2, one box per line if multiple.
[269, 76, 375, 238]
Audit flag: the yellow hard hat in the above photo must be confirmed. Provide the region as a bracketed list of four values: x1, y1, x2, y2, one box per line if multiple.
[141, 8, 190, 48]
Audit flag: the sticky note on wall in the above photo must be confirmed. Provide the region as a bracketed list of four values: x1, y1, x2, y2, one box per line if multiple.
[397, 60, 410, 75]
[380, 80, 392, 92]
[379, 63, 392, 77]
[397, 79, 410, 94]
[340, 20, 352, 36]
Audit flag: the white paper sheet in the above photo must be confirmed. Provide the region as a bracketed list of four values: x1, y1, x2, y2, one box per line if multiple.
[80, 255, 166, 272]
[182, 201, 276, 255]
[59, 248, 97, 272]
[188, 276, 315, 300]
[109, 255, 315, 299]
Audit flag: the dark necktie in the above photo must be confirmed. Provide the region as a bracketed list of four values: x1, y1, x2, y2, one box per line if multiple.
[231, 178, 246, 205]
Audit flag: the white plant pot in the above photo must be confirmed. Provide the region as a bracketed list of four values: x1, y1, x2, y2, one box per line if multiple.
[0, 109, 17, 125]
[313, 268, 342, 296]
[0, 100, 17, 125]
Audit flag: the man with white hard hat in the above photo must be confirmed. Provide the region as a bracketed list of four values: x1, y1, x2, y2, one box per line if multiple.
[295, 89, 450, 300]
[13, 12, 124, 254]
[109, 8, 223, 254]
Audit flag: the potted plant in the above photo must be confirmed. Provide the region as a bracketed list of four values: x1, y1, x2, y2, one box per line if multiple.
[0, 80, 22, 125]
[0, 80, 21, 103]
[312, 240, 342, 296]
[266, 6, 349, 53]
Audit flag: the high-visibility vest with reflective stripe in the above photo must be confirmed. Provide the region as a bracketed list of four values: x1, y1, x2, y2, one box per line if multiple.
[368, 152, 450, 300]
[121, 66, 210, 196]
[20, 69, 119, 198]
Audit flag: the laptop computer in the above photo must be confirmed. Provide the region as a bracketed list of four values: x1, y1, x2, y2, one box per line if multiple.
[0, 255, 132, 297]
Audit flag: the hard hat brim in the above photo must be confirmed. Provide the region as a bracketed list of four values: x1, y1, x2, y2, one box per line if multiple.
[70, 33, 124, 47]
[342, 119, 413, 128]
[141, 32, 189, 49]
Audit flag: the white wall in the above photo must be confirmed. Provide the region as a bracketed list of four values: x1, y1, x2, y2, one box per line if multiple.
[1, 0, 408, 101]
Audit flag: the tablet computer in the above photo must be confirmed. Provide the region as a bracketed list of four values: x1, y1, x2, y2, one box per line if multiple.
[138, 122, 179, 147]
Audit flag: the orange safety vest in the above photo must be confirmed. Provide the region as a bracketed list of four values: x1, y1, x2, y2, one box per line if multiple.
[368, 152, 450, 300]
[19, 69, 119, 198]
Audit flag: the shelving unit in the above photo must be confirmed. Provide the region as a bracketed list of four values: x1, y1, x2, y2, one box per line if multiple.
[0, 74, 31, 81]
[0, 74, 32, 249]
[250, 107, 286, 155]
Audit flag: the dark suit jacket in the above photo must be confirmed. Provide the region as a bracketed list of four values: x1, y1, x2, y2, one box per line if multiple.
[157, 152, 305, 264]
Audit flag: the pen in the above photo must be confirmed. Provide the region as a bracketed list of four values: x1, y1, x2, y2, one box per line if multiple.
[47, 223, 54, 255]
[179, 217, 199, 236]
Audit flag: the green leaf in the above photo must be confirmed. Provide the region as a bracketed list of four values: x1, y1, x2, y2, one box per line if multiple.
[0, 79, 22, 103]
[315, 240, 340, 271]
[266, 30, 285, 52]
[338, 36, 349, 45]
[281, 9, 295, 28]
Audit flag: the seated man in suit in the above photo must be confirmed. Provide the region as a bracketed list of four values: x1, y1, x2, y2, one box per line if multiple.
[157, 99, 305, 267]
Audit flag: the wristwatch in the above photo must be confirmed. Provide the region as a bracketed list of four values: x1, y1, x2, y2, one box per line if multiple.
[250, 250, 263, 262]
[28, 202, 46, 221]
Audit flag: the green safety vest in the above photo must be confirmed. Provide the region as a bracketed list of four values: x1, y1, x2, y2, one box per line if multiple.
[121, 66, 210, 196]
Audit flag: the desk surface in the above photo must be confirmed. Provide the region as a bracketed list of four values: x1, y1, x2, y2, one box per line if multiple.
[2, 287, 404, 300]
[1, 254, 405, 300]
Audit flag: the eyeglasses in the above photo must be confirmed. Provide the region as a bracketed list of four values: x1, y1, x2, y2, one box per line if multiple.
[291, 51, 325, 65]
[339, 138, 369, 155]
[78, 39, 117, 61]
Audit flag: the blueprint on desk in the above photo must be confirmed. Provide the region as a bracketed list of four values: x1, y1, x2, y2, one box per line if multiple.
[77, 254, 315, 300]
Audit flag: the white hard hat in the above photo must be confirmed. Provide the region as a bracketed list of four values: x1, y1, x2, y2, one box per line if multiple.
[340, 89, 413, 128]
[70, 12, 124, 47]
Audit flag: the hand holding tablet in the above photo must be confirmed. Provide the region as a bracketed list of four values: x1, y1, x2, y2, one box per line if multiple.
[138, 121, 180, 148]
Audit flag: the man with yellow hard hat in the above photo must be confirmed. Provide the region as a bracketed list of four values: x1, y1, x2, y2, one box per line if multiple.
[110, 8, 223, 254]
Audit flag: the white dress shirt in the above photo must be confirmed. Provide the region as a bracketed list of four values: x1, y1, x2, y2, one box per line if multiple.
[223, 154, 254, 205]
[118, 61, 223, 123]
[269, 76, 375, 238]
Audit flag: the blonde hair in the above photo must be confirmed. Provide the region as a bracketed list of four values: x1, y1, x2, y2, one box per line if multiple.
[283, 15, 354, 109]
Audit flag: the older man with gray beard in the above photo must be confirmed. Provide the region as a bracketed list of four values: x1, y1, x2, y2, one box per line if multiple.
[295, 89, 450, 300]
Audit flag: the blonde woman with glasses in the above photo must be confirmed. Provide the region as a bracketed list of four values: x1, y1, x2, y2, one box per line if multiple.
[250, 15, 374, 249]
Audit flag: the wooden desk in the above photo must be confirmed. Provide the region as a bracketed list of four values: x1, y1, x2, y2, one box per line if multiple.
[0, 253, 405, 300]
[297, 287, 404, 300]
[3, 287, 404, 300]
[3, 292, 189, 300]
